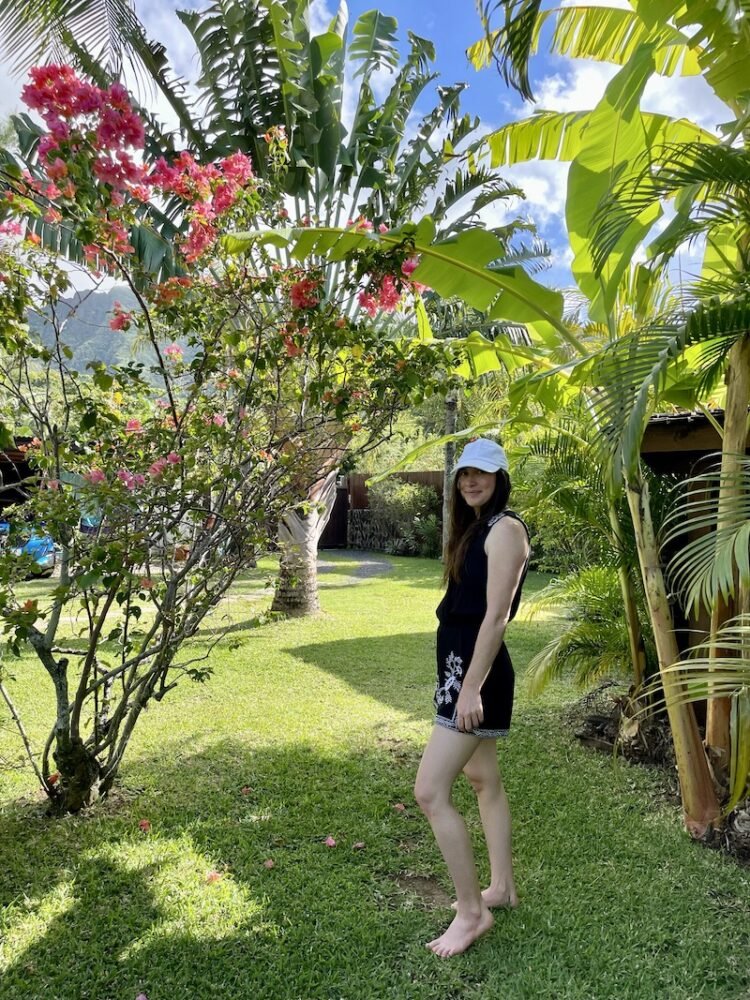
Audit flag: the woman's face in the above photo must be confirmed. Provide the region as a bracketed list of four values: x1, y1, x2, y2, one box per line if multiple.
[457, 467, 496, 512]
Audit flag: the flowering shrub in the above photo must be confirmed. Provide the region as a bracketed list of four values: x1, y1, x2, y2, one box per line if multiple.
[0, 66, 455, 813]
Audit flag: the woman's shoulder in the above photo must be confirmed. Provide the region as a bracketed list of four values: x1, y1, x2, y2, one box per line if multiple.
[487, 509, 529, 534]
[485, 510, 530, 552]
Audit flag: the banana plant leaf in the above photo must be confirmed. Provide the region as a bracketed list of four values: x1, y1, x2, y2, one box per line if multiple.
[224, 222, 580, 351]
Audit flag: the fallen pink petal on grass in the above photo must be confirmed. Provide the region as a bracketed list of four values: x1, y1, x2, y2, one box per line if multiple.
[392, 803, 406, 813]
[138, 819, 151, 832]
[240, 785, 252, 796]
[263, 858, 275, 869]
[205, 870, 222, 884]
[136, 993, 149, 1000]
[353, 841, 366, 850]
[324, 836, 337, 847]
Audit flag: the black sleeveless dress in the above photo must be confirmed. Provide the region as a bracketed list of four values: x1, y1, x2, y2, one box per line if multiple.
[434, 511, 530, 739]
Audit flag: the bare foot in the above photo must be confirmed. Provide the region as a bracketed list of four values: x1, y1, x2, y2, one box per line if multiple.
[451, 887, 518, 911]
[426, 906, 494, 958]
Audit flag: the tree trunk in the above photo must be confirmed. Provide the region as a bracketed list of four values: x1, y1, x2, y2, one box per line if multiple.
[707, 334, 750, 773]
[607, 498, 648, 688]
[626, 473, 720, 837]
[53, 736, 102, 813]
[442, 390, 459, 557]
[271, 471, 339, 616]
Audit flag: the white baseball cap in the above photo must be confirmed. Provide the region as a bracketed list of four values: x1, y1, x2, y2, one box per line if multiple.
[453, 438, 509, 475]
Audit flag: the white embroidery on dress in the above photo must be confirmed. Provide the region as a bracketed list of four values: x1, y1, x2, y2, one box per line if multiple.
[435, 651, 464, 714]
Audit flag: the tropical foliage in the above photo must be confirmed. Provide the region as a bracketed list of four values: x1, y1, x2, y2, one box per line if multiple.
[0, 65, 451, 813]
[0, 0, 542, 615]
[470, 0, 750, 834]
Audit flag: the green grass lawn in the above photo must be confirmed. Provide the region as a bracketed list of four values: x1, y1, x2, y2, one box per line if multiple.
[1, 555, 749, 1000]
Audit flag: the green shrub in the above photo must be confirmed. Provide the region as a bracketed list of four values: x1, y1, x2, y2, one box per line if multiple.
[368, 479, 442, 556]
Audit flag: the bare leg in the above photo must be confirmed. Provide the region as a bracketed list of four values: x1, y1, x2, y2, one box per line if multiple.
[414, 725, 494, 957]
[460, 739, 517, 908]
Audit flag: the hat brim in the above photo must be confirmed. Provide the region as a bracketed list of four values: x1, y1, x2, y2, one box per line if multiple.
[452, 459, 505, 475]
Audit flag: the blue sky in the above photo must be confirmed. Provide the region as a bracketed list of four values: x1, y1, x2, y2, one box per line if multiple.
[0, 0, 731, 290]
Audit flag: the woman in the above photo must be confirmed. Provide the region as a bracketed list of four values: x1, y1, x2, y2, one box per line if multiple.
[414, 438, 530, 958]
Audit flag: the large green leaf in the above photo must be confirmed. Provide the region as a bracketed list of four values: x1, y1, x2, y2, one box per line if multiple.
[727, 687, 750, 814]
[566, 43, 661, 322]
[481, 108, 716, 169]
[366, 420, 508, 483]
[633, 0, 750, 106]
[471, 0, 544, 102]
[348, 9, 399, 77]
[593, 142, 750, 277]
[469, 3, 702, 80]
[225, 222, 580, 351]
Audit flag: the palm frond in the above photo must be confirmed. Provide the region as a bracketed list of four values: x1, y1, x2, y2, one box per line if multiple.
[0, 0, 144, 78]
[587, 296, 750, 479]
[593, 142, 750, 277]
[473, 0, 544, 102]
[662, 458, 750, 614]
[525, 565, 645, 693]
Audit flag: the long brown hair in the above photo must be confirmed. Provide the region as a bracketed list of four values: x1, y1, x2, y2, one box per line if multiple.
[443, 470, 511, 583]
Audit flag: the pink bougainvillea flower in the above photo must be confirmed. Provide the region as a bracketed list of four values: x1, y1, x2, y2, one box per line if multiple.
[401, 256, 419, 277]
[138, 819, 151, 832]
[46, 157, 68, 181]
[125, 419, 143, 433]
[44, 479, 60, 490]
[84, 468, 106, 485]
[47, 771, 60, 786]
[136, 993, 149, 1000]
[377, 274, 401, 312]
[263, 858, 275, 869]
[163, 342, 184, 361]
[212, 413, 226, 427]
[392, 802, 406, 813]
[289, 278, 320, 311]
[205, 870, 222, 884]
[149, 458, 168, 479]
[283, 336, 303, 358]
[378, 223, 389, 233]
[357, 290, 378, 318]
[139, 577, 154, 590]
[116, 468, 136, 490]
[166, 451, 181, 464]
[0, 220, 23, 237]
[324, 836, 337, 848]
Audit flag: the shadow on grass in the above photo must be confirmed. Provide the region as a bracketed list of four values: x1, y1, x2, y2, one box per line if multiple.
[286, 615, 547, 720]
[3, 730, 750, 1000]
[288, 631, 436, 719]
[0, 739, 436, 1000]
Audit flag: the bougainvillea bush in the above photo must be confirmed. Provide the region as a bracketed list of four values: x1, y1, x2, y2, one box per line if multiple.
[0, 66, 453, 813]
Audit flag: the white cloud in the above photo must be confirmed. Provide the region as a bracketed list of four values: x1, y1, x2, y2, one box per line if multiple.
[309, 0, 336, 36]
[531, 62, 618, 113]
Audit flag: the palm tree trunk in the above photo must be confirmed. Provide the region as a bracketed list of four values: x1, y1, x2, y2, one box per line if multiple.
[442, 389, 458, 557]
[626, 472, 720, 837]
[707, 334, 750, 769]
[271, 471, 339, 616]
[606, 498, 647, 687]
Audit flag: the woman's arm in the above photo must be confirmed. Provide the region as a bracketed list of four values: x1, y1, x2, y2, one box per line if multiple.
[455, 518, 529, 733]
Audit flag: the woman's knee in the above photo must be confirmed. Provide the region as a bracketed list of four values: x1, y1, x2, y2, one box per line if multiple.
[463, 761, 501, 797]
[414, 774, 448, 816]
